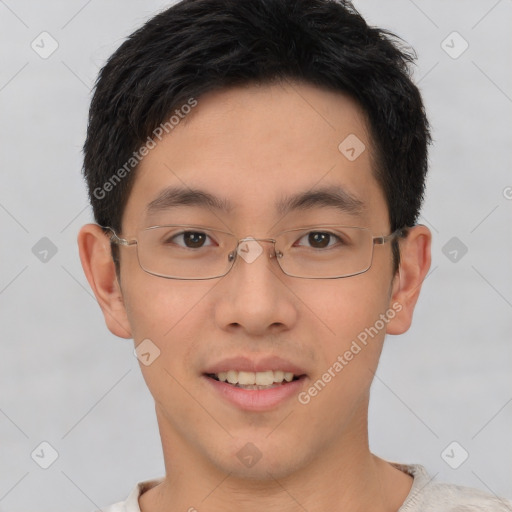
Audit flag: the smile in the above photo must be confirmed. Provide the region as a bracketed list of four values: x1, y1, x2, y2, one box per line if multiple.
[207, 370, 299, 389]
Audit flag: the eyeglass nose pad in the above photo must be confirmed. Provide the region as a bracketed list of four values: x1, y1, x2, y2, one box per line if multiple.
[270, 249, 284, 260]
[228, 238, 280, 265]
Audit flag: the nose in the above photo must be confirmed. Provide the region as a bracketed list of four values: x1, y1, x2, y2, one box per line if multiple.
[214, 237, 298, 336]
[232, 237, 277, 266]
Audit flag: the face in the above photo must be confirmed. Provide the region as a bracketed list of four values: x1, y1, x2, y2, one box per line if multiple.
[95, 81, 410, 479]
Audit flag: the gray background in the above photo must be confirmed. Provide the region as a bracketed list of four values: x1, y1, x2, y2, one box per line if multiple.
[0, 0, 511, 510]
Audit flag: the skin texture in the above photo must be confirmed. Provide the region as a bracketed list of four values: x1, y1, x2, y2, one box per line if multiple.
[78, 80, 431, 512]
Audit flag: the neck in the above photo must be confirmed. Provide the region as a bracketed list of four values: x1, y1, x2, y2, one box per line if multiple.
[139, 406, 413, 512]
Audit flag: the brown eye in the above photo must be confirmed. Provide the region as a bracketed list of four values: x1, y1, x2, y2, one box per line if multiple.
[295, 231, 342, 249]
[182, 232, 207, 248]
[308, 232, 331, 248]
[165, 231, 213, 249]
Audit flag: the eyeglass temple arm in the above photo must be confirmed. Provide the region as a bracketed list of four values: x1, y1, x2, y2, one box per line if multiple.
[100, 227, 137, 247]
[373, 227, 407, 245]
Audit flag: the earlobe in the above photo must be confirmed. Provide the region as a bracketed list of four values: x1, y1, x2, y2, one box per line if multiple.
[77, 224, 132, 339]
[386, 225, 432, 335]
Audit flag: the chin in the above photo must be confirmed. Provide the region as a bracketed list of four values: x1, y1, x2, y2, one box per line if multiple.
[220, 456, 302, 483]
[209, 435, 311, 482]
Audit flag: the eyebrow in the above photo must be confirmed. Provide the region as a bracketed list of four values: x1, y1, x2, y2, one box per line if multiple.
[276, 186, 364, 216]
[145, 185, 365, 218]
[146, 186, 233, 217]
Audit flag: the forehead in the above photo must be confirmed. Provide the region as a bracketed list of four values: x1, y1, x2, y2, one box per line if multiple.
[123, 81, 388, 230]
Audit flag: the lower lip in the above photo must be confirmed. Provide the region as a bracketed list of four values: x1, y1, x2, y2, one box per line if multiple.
[203, 375, 306, 411]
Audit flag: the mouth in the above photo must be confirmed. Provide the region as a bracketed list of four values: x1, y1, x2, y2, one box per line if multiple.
[203, 365, 307, 411]
[205, 370, 304, 390]
[202, 356, 308, 411]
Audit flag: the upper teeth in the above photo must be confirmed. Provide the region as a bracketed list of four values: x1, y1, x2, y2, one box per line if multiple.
[215, 370, 295, 385]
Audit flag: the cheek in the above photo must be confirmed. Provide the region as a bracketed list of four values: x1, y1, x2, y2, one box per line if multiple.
[302, 272, 391, 343]
[121, 274, 215, 365]
[297, 272, 393, 406]
[295, 274, 393, 422]
[120, 277, 215, 404]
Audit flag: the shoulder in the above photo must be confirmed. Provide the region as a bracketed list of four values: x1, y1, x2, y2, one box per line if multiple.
[412, 481, 512, 511]
[422, 484, 512, 511]
[93, 477, 164, 512]
[394, 463, 512, 512]
[100, 502, 124, 512]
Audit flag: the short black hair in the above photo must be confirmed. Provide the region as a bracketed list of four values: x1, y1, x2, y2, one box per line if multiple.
[83, 0, 430, 273]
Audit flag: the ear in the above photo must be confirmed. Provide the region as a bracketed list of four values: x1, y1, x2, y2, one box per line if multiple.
[77, 224, 132, 339]
[386, 224, 431, 335]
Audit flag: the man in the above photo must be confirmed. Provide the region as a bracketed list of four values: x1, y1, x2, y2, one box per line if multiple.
[78, 0, 512, 510]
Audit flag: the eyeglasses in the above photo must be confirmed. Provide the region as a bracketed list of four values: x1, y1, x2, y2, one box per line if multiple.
[103, 224, 405, 280]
